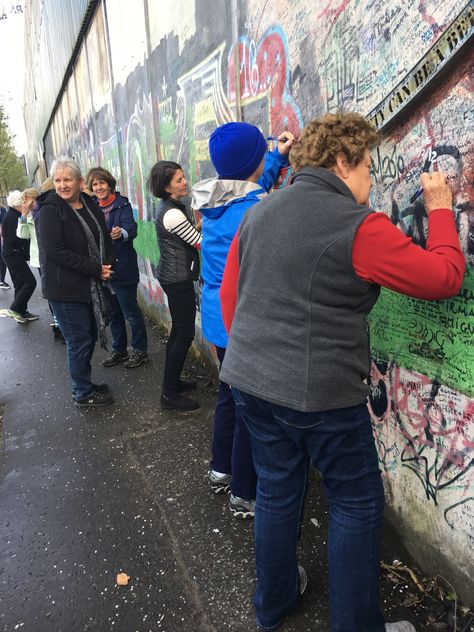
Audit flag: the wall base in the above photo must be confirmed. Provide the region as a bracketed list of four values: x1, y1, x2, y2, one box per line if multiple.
[384, 504, 474, 608]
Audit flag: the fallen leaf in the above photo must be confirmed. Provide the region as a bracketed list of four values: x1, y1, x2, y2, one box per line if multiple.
[116, 573, 130, 586]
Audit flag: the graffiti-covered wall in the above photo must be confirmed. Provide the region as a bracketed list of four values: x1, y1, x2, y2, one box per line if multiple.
[26, 0, 473, 602]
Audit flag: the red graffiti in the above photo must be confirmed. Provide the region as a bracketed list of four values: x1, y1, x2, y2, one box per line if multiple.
[227, 29, 302, 137]
[317, 0, 351, 21]
[369, 361, 473, 503]
[146, 278, 164, 305]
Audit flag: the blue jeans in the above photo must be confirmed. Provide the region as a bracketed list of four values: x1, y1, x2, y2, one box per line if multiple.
[50, 300, 97, 400]
[211, 347, 257, 500]
[109, 283, 147, 353]
[232, 389, 385, 632]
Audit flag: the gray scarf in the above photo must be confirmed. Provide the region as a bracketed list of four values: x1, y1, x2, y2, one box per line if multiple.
[71, 196, 111, 349]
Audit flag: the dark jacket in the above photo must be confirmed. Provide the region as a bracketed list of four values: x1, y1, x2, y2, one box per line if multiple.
[0, 206, 6, 238]
[97, 193, 139, 286]
[155, 198, 200, 286]
[38, 191, 115, 302]
[2, 207, 30, 259]
[221, 167, 380, 412]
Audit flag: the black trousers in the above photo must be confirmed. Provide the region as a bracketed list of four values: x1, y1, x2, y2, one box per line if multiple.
[0, 239, 7, 282]
[161, 280, 196, 396]
[3, 254, 37, 314]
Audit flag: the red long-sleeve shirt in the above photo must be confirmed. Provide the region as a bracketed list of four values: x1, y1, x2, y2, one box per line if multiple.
[220, 208, 465, 333]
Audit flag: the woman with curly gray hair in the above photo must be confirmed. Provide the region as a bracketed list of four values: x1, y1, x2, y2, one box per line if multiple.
[219, 111, 465, 631]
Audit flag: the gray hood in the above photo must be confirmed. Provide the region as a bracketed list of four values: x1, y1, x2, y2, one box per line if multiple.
[191, 178, 264, 218]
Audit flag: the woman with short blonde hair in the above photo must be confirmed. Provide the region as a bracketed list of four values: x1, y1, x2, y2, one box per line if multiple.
[17, 188, 41, 268]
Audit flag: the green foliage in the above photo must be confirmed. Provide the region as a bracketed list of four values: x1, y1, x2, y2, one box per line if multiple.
[0, 104, 26, 199]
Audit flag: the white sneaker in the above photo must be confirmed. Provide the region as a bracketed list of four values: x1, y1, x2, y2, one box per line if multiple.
[298, 565, 308, 595]
[208, 469, 231, 494]
[229, 493, 255, 518]
[385, 622, 416, 632]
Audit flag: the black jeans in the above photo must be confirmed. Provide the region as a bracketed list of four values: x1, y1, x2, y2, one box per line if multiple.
[0, 239, 7, 282]
[161, 280, 196, 397]
[3, 254, 36, 314]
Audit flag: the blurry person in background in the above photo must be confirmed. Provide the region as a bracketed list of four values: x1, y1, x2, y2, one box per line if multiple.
[38, 158, 116, 408]
[35, 176, 65, 342]
[2, 190, 37, 323]
[86, 166, 148, 369]
[17, 188, 40, 271]
[0, 203, 10, 289]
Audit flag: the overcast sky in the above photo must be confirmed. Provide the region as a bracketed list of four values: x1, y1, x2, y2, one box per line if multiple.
[0, 1, 26, 155]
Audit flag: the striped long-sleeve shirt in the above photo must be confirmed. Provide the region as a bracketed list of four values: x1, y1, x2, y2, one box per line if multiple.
[163, 207, 202, 249]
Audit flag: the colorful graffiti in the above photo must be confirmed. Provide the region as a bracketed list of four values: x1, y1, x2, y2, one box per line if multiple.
[36, 0, 473, 596]
[126, 26, 303, 305]
[369, 361, 473, 500]
[227, 26, 303, 136]
[368, 359, 474, 539]
[368, 49, 474, 396]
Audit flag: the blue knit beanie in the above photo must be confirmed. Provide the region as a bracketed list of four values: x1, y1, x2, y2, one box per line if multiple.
[209, 122, 267, 180]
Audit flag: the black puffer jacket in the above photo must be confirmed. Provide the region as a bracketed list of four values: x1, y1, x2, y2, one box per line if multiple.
[38, 191, 115, 302]
[155, 198, 200, 285]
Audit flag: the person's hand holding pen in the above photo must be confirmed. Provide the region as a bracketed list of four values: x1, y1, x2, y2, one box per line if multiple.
[267, 132, 295, 156]
[420, 171, 453, 215]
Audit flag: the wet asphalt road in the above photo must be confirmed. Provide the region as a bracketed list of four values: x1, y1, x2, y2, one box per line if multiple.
[0, 278, 419, 632]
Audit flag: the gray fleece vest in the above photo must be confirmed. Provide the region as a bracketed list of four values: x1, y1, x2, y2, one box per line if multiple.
[220, 167, 380, 412]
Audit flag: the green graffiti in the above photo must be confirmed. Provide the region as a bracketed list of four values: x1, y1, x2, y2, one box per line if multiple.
[369, 270, 474, 396]
[187, 106, 197, 184]
[134, 219, 160, 264]
[159, 118, 178, 160]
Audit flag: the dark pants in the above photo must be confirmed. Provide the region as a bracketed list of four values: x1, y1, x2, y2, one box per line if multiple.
[161, 281, 196, 397]
[3, 254, 36, 314]
[232, 390, 385, 632]
[50, 300, 97, 400]
[211, 346, 257, 500]
[109, 283, 148, 353]
[0, 240, 7, 282]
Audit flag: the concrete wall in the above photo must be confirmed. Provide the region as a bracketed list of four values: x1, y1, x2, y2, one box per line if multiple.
[24, 0, 473, 603]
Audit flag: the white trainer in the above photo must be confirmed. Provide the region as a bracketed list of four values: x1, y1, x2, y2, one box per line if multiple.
[385, 622, 416, 632]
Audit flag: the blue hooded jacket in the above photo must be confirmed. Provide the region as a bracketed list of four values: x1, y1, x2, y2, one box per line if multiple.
[191, 149, 288, 347]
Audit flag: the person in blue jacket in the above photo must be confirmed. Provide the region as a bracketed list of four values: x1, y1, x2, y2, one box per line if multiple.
[86, 167, 148, 369]
[192, 122, 294, 518]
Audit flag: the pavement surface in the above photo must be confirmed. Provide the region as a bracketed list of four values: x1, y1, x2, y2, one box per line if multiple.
[0, 276, 467, 632]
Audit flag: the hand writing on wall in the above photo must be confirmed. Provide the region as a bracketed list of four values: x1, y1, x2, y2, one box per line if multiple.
[421, 171, 453, 214]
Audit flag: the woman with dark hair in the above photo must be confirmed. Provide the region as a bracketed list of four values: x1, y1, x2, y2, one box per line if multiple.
[86, 166, 148, 369]
[147, 161, 201, 410]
